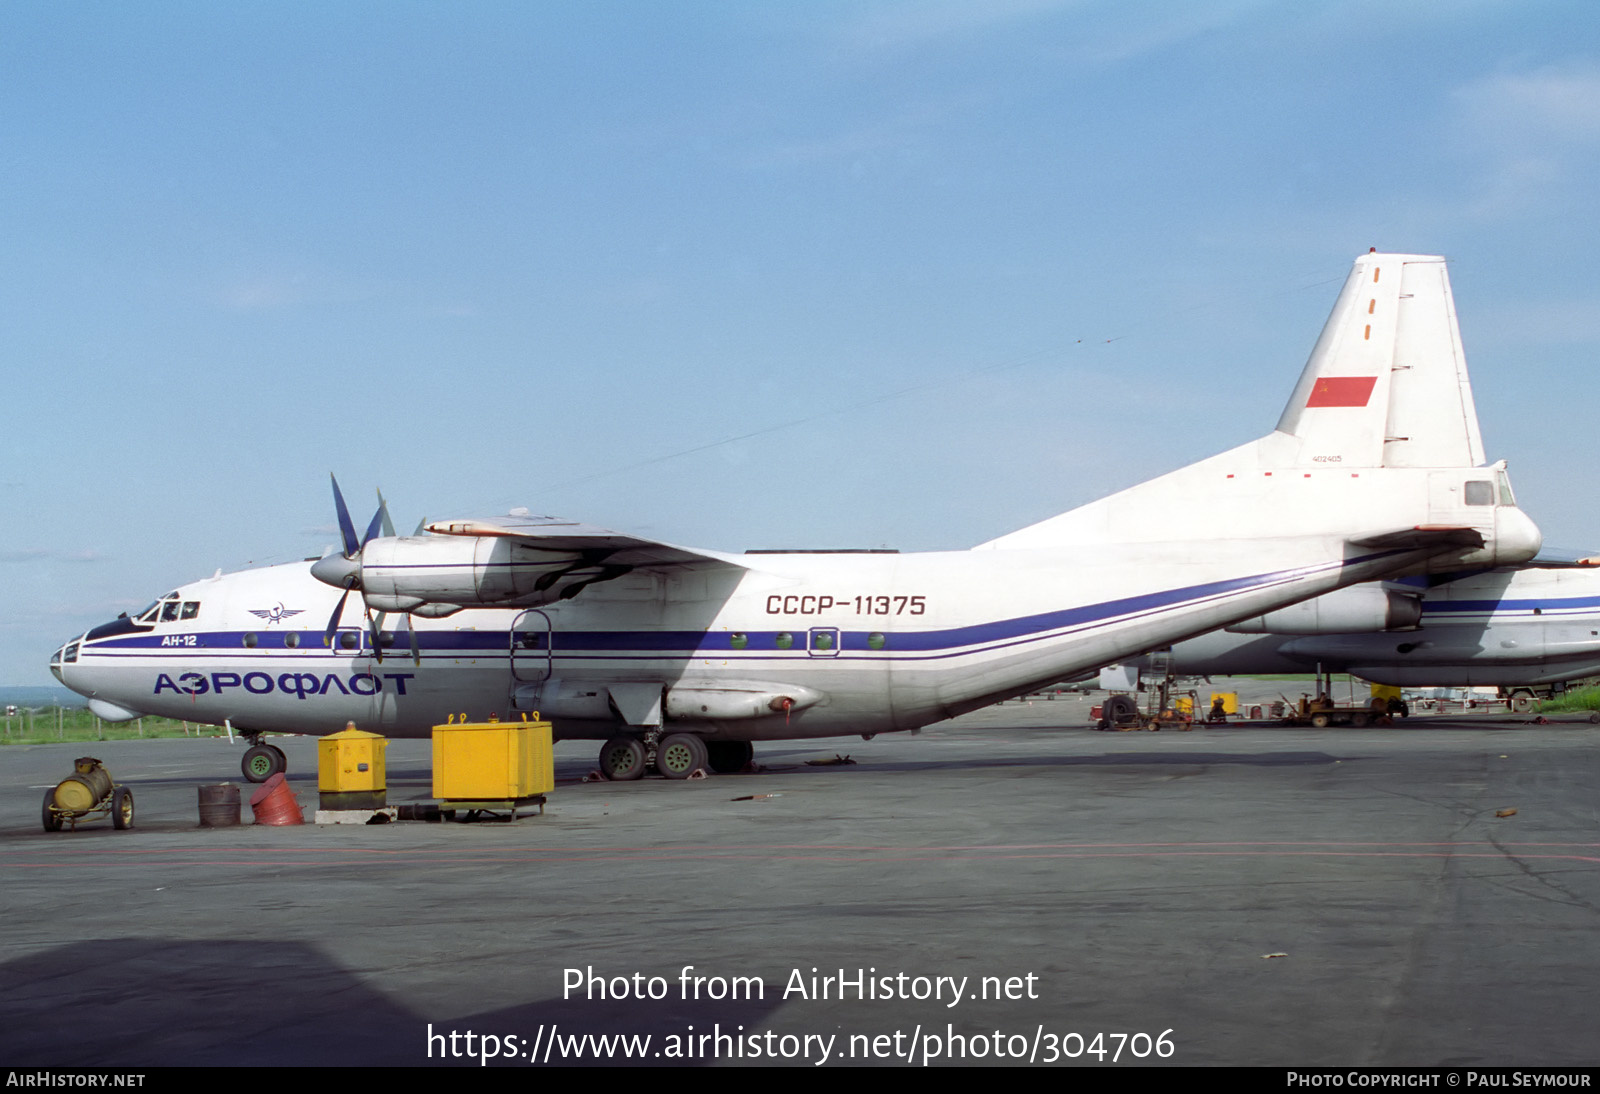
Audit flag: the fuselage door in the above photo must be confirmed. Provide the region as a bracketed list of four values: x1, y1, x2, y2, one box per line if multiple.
[328, 626, 390, 726]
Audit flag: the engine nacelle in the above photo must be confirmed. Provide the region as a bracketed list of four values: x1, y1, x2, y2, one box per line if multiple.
[356, 535, 616, 610]
[1226, 584, 1421, 635]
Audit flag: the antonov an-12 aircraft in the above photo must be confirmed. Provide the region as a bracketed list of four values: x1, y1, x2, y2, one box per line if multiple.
[53, 252, 1541, 781]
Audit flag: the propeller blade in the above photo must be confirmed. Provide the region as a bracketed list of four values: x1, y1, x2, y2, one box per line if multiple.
[400, 614, 421, 666]
[367, 607, 385, 664]
[361, 506, 384, 549]
[377, 488, 396, 538]
[413, 516, 427, 536]
[330, 475, 361, 558]
[324, 587, 350, 646]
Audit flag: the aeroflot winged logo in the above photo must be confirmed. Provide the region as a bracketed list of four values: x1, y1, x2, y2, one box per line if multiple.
[247, 604, 305, 625]
[1306, 376, 1378, 408]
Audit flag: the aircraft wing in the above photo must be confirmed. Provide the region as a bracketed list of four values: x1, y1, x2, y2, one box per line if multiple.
[424, 514, 743, 570]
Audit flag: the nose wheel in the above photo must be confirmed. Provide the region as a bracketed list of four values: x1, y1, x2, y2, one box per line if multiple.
[242, 743, 287, 782]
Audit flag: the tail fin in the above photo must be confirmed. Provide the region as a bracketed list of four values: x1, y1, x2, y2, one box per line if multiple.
[1273, 252, 1484, 470]
[978, 252, 1537, 566]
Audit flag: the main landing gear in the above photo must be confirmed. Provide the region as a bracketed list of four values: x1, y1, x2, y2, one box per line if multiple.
[595, 735, 754, 780]
[241, 734, 287, 783]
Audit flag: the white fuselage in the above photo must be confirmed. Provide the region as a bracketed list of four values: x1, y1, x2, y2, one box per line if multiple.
[55, 534, 1444, 742]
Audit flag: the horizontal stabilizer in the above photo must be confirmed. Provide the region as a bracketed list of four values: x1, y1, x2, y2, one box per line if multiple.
[1349, 526, 1486, 552]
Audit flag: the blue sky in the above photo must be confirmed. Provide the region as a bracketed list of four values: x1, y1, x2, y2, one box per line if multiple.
[5, 1, 1600, 685]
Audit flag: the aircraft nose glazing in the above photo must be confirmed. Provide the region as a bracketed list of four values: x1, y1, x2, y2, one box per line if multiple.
[49, 634, 86, 685]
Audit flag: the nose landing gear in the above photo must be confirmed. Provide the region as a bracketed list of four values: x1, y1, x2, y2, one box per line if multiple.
[241, 735, 288, 782]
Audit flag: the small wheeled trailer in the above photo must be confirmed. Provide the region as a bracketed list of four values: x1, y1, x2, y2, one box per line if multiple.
[42, 757, 134, 832]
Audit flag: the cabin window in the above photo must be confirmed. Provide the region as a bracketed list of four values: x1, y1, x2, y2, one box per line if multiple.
[729, 633, 747, 650]
[284, 632, 300, 649]
[775, 632, 794, 650]
[243, 633, 258, 648]
[1464, 480, 1493, 506]
[868, 632, 886, 650]
[339, 631, 359, 650]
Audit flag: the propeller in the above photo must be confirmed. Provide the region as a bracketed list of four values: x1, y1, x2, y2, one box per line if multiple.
[309, 476, 424, 666]
[311, 475, 386, 649]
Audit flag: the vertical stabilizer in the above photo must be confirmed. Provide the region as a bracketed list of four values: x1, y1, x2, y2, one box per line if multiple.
[977, 251, 1532, 561]
[1274, 252, 1484, 470]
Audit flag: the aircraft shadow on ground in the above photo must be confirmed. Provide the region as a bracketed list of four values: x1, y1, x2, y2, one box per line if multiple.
[1, 938, 784, 1067]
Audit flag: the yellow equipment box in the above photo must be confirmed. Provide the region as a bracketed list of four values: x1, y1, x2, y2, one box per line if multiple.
[318, 724, 388, 793]
[432, 717, 554, 801]
[1208, 691, 1239, 715]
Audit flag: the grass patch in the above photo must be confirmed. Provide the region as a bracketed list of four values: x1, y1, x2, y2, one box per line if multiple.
[1536, 687, 1600, 715]
[1, 707, 228, 745]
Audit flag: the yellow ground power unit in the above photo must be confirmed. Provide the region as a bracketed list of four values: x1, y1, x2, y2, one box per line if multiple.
[432, 714, 554, 804]
[318, 723, 389, 810]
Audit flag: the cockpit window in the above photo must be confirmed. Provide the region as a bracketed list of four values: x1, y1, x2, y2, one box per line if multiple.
[1464, 480, 1494, 506]
[161, 601, 181, 622]
[180, 601, 199, 620]
[137, 602, 161, 623]
[1497, 470, 1517, 508]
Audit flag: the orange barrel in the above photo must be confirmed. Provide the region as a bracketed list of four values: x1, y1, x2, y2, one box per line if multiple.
[53, 757, 113, 812]
[248, 773, 304, 826]
[198, 784, 241, 827]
